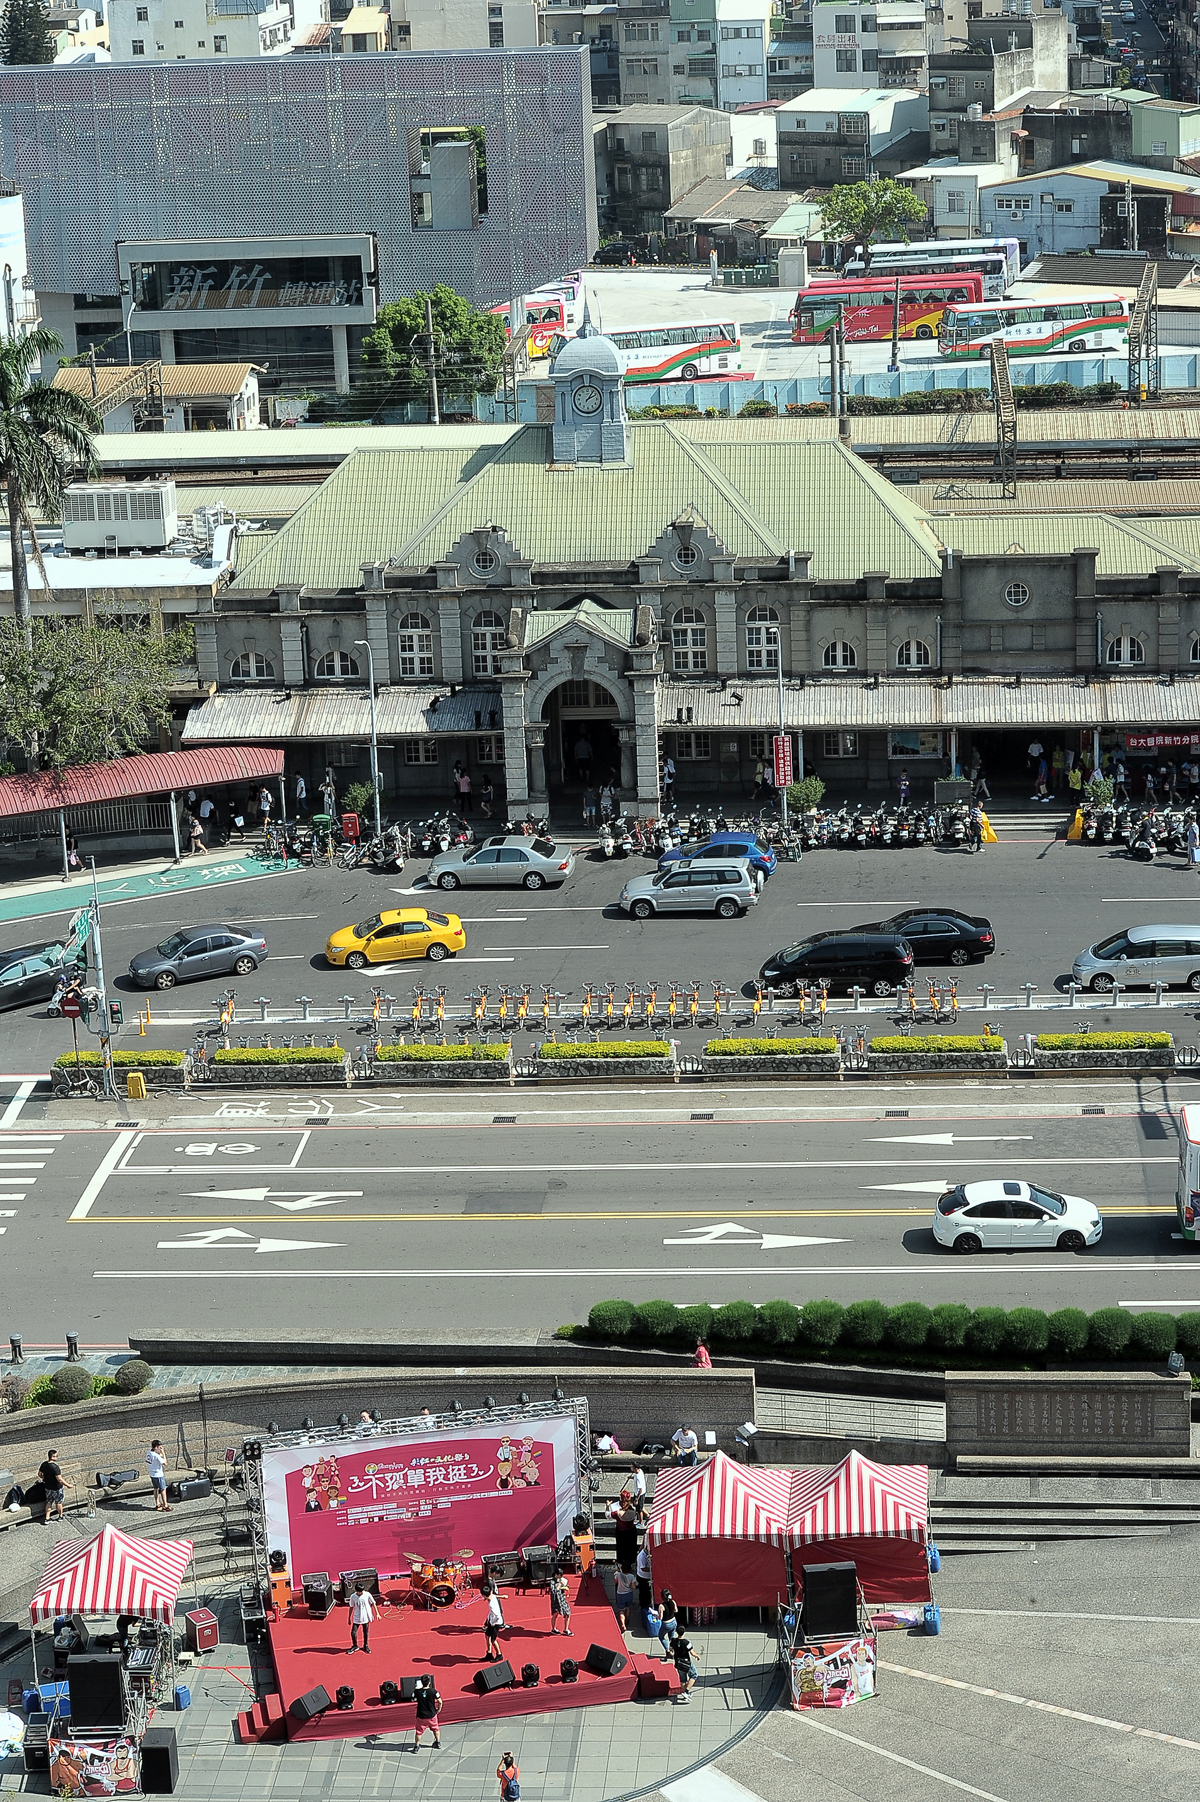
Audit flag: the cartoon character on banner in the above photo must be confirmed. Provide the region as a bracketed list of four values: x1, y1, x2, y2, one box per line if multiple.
[514, 1438, 541, 1488]
[303, 1456, 344, 1510]
[496, 1437, 514, 1491]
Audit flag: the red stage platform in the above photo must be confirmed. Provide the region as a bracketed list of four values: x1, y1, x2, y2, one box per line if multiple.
[238, 1573, 671, 1745]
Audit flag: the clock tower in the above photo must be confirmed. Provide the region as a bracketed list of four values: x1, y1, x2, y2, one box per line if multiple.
[550, 310, 630, 466]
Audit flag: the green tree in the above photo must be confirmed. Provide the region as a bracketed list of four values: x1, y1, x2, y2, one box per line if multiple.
[356, 285, 506, 418]
[819, 179, 928, 271]
[0, 330, 100, 645]
[0, 614, 195, 769]
[0, 0, 54, 63]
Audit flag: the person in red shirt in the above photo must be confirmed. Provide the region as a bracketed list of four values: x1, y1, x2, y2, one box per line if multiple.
[691, 1339, 712, 1370]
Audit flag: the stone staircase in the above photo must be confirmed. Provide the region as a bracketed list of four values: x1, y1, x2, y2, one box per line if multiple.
[930, 1472, 1200, 1554]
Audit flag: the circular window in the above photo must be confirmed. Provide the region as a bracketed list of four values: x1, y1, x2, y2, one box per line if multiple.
[1004, 581, 1030, 609]
[675, 544, 700, 568]
[474, 548, 498, 573]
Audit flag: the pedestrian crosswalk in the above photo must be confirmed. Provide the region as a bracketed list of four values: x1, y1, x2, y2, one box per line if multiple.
[0, 1134, 64, 1239]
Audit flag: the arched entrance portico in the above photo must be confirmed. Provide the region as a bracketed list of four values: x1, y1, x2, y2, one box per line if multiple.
[541, 678, 623, 794]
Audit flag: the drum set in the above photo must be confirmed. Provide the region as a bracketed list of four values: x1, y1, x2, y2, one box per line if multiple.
[407, 1558, 473, 1610]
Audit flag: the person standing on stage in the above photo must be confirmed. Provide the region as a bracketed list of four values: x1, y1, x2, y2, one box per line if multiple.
[548, 1570, 573, 1636]
[411, 1676, 442, 1751]
[482, 1580, 506, 1661]
[348, 1580, 376, 1654]
[613, 1562, 637, 1635]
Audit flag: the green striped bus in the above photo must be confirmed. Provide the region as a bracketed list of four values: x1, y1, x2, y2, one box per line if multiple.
[938, 293, 1130, 360]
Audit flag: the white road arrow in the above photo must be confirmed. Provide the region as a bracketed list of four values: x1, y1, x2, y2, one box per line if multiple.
[186, 1187, 363, 1212]
[158, 1227, 344, 1253]
[861, 1179, 953, 1194]
[870, 1134, 1034, 1146]
[662, 1222, 846, 1248]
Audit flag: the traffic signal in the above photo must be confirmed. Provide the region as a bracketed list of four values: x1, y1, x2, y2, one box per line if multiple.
[108, 999, 124, 1027]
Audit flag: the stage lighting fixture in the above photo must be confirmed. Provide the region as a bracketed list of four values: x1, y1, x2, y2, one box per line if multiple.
[378, 1680, 400, 1705]
[552, 1387, 564, 1402]
[268, 1420, 280, 1434]
[559, 1659, 579, 1683]
[518, 1391, 529, 1404]
[301, 1417, 314, 1432]
[370, 1410, 382, 1423]
[337, 1413, 349, 1429]
[521, 1663, 540, 1688]
[452, 1399, 462, 1413]
[484, 1395, 496, 1409]
[335, 1686, 355, 1711]
[244, 1441, 263, 1461]
[269, 1551, 287, 1573]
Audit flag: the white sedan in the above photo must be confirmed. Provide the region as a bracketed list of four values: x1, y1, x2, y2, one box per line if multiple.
[932, 1179, 1103, 1255]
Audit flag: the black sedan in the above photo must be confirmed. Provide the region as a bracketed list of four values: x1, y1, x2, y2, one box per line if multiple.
[850, 909, 994, 966]
[0, 941, 75, 1011]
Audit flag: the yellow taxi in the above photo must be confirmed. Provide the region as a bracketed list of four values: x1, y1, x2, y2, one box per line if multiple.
[324, 907, 466, 968]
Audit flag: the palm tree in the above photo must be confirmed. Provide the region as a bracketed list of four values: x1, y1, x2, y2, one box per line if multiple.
[0, 329, 100, 647]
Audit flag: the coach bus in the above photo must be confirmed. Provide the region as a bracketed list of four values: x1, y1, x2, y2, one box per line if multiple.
[791, 273, 984, 344]
[937, 292, 1130, 360]
[841, 237, 1021, 299]
[547, 319, 742, 382]
[490, 291, 576, 358]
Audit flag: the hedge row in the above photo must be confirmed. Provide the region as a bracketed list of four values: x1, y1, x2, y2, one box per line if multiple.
[1036, 1032, 1172, 1050]
[19, 1359, 154, 1408]
[539, 1040, 672, 1060]
[584, 1297, 1199, 1362]
[212, 1047, 344, 1064]
[870, 1035, 1001, 1055]
[54, 1050, 185, 1068]
[706, 1037, 837, 1057]
[375, 1042, 510, 1062]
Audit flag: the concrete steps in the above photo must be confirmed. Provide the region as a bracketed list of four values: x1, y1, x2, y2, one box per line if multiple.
[930, 1479, 1200, 1550]
[236, 1690, 285, 1745]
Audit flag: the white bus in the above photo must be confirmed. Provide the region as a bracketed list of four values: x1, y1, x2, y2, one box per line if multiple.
[939, 292, 1130, 360]
[547, 320, 742, 383]
[842, 237, 1022, 299]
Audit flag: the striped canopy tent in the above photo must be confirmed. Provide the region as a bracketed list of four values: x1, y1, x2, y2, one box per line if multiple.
[29, 1524, 194, 1626]
[787, 1450, 931, 1605]
[645, 1451, 793, 1607]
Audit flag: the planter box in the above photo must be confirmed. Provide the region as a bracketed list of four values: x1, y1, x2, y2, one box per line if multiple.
[194, 1058, 351, 1087]
[364, 1057, 514, 1085]
[534, 1055, 678, 1084]
[865, 1046, 1008, 1078]
[700, 1053, 841, 1079]
[1031, 1048, 1174, 1075]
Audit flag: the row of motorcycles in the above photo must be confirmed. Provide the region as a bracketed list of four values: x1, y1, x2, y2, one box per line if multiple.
[1079, 802, 1200, 863]
[796, 801, 976, 849]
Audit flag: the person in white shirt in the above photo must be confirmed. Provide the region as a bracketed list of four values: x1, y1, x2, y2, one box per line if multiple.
[147, 1440, 171, 1513]
[671, 1425, 699, 1467]
[630, 1463, 648, 1523]
[348, 1580, 376, 1653]
[482, 1581, 506, 1662]
[294, 773, 308, 817]
[355, 1411, 377, 1437]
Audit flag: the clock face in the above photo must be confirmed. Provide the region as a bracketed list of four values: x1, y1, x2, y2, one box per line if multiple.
[572, 384, 603, 415]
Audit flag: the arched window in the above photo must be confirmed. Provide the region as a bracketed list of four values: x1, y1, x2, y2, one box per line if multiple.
[1191, 635, 1200, 664]
[1106, 634, 1145, 666]
[229, 651, 275, 683]
[473, 610, 506, 677]
[314, 650, 360, 681]
[822, 640, 857, 669]
[746, 605, 779, 670]
[398, 612, 434, 678]
[671, 605, 708, 673]
[896, 638, 932, 669]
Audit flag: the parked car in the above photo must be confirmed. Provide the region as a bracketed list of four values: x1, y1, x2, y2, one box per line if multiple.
[619, 861, 759, 919]
[933, 1179, 1102, 1254]
[851, 909, 994, 965]
[428, 834, 574, 891]
[1072, 923, 1200, 992]
[659, 832, 777, 878]
[593, 241, 641, 266]
[324, 907, 465, 968]
[128, 924, 268, 990]
[759, 931, 913, 996]
[0, 940, 76, 1011]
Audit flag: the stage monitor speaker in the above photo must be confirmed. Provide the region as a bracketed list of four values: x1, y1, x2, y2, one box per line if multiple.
[584, 1645, 627, 1677]
[335, 1686, 355, 1711]
[398, 1677, 421, 1702]
[522, 1544, 555, 1585]
[521, 1663, 540, 1688]
[559, 1659, 579, 1683]
[339, 1568, 380, 1602]
[300, 1573, 334, 1619]
[378, 1681, 400, 1705]
[474, 1660, 515, 1694]
[289, 1685, 333, 1723]
[482, 1551, 523, 1587]
[139, 1725, 179, 1796]
[66, 1653, 125, 1729]
[177, 1476, 212, 1502]
[800, 1561, 858, 1639]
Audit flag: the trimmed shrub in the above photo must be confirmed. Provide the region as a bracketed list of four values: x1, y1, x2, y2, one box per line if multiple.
[676, 1303, 715, 1345]
[870, 1035, 1002, 1055]
[928, 1303, 972, 1352]
[588, 1299, 634, 1339]
[54, 1049, 185, 1068]
[965, 1307, 1008, 1356]
[51, 1364, 94, 1405]
[885, 1301, 932, 1351]
[1088, 1307, 1132, 1358]
[756, 1299, 801, 1347]
[1034, 1033, 1171, 1051]
[842, 1299, 888, 1350]
[213, 1047, 343, 1064]
[1048, 1308, 1090, 1358]
[713, 1300, 758, 1342]
[1129, 1312, 1177, 1358]
[538, 1040, 672, 1060]
[800, 1299, 845, 1352]
[21, 1373, 57, 1408]
[113, 1359, 154, 1395]
[1005, 1308, 1050, 1356]
[375, 1042, 509, 1062]
[631, 1299, 678, 1340]
[1176, 1312, 1200, 1359]
[0, 1371, 29, 1412]
[705, 1037, 838, 1057]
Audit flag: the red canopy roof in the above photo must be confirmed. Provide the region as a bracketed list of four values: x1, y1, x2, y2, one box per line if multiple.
[29, 1523, 194, 1625]
[0, 746, 284, 821]
[787, 1450, 929, 1545]
[648, 1451, 793, 1547]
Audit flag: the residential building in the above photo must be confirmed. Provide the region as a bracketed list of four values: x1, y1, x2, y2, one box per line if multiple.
[51, 363, 262, 433]
[979, 159, 1200, 259]
[811, 0, 936, 92]
[1124, 96, 1200, 168]
[928, 14, 1069, 149]
[661, 175, 799, 256]
[538, 0, 619, 106]
[899, 155, 1012, 232]
[727, 104, 782, 172]
[393, 0, 540, 51]
[0, 53, 596, 392]
[594, 105, 732, 238]
[618, 0, 672, 104]
[777, 86, 928, 189]
[766, 19, 814, 101]
[715, 0, 772, 108]
[669, 0, 718, 108]
[108, 0, 323, 61]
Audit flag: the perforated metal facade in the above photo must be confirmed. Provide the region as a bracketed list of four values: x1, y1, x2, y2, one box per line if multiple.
[0, 50, 596, 306]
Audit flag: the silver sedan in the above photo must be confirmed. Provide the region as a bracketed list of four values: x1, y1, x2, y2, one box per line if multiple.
[427, 834, 575, 891]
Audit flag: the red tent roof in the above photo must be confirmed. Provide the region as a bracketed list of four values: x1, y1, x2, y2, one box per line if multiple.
[0, 746, 284, 820]
[787, 1450, 929, 1545]
[647, 1451, 794, 1547]
[29, 1523, 194, 1625]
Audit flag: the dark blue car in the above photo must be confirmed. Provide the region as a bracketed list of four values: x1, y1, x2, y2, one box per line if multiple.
[658, 832, 777, 878]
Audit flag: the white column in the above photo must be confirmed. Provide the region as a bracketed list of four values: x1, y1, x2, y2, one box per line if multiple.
[158, 329, 176, 365]
[332, 325, 350, 397]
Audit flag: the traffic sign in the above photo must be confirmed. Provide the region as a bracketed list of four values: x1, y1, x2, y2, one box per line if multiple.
[60, 994, 81, 1020]
[772, 733, 793, 789]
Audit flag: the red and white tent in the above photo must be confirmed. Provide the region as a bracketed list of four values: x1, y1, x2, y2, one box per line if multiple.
[787, 1450, 931, 1604]
[29, 1524, 194, 1626]
[645, 1451, 793, 1606]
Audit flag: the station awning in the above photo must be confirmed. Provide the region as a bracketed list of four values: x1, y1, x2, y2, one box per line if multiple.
[0, 746, 284, 821]
[182, 686, 503, 744]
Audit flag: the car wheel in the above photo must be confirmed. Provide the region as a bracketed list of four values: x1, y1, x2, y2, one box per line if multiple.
[346, 951, 368, 970]
[681, 362, 700, 379]
[1188, 971, 1200, 993]
[523, 872, 546, 890]
[715, 898, 739, 919]
[234, 955, 257, 975]
[1090, 972, 1116, 992]
[437, 872, 460, 890]
[1057, 1230, 1086, 1253]
[953, 1232, 982, 1255]
[872, 978, 895, 996]
[154, 971, 177, 990]
[631, 900, 654, 920]
[426, 942, 449, 961]
[1068, 338, 1087, 352]
[949, 946, 972, 966]
[770, 979, 797, 998]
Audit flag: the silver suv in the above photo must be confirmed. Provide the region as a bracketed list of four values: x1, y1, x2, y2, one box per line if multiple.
[618, 861, 758, 920]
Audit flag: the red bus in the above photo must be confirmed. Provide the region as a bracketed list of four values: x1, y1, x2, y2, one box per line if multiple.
[790, 273, 985, 345]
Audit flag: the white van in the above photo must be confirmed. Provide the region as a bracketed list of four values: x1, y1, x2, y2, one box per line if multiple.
[1176, 1104, 1200, 1245]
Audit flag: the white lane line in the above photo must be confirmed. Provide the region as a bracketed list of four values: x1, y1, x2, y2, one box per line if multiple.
[457, 958, 516, 964]
[267, 955, 308, 960]
[791, 1715, 1013, 1802]
[484, 944, 610, 951]
[943, 1608, 1200, 1624]
[0, 1134, 63, 1140]
[458, 916, 527, 922]
[93, 1261, 1195, 1279]
[70, 1132, 139, 1221]
[795, 900, 921, 907]
[0, 1162, 47, 1170]
[0, 1080, 37, 1127]
[1121, 1299, 1200, 1307]
[881, 1661, 1200, 1752]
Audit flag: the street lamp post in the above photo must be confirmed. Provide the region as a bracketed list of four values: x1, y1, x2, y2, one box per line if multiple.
[353, 639, 383, 841]
[771, 626, 788, 830]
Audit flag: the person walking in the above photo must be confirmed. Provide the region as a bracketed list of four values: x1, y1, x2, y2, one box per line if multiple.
[662, 754, 676, 805]
[294, 773, 308, 817]
[582, 784, 597, 826]
[548, 1570, 573, 1636]
[613, 1563, 637, 1636]
[672, 1423, 699, 1467]
[497, 1753, 520, 1800]
[258, 784, 273, 827]
[348, 1579, 376, 1653]
[38, 1448, 65, 1525]
[455, 765, 473, 812]
[188, 814, 207, 856]
[897, 767, 911, 806]
[411, 1675, 442, 1751]
[1051, 745, 1066, 793]
[761, 761, 776, 811]
[599, 783, 615, 822]
[972, 762, 991, 804]
[1188, 817, 1200, 875]
[147, 1441, 171, 1513]
[1113, 756, 1129, 802]
[629, 1462, 648, 1524]
[574, 732, 593, 784]
[635, 1542, 654, 1613]
[482, 1580, 506, 1661]
[752, 755, 765, 801]
[670, 1630, 698, 1703]
[968, 802, 984, 855]
[656, 1588, 680, 1659]
[1032, 755, 1050, 803]
[480, 775, 495, 819]
[1145, 766, 1157, 805]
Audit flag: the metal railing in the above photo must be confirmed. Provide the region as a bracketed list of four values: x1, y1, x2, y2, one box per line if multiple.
[0, 800, 176, 843]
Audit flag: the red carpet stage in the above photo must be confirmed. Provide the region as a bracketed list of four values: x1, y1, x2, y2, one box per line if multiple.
[239, 1574, 672, 1744]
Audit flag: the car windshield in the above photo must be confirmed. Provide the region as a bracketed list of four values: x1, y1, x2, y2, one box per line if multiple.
[779, 935, 822, 960]
[1031, 1186, 1066, 1216]
[651, 871, 671, 887]
[1093, 931, 1130, 959]
[353, 916, 383, 938]
[532, 838, 556, 858]
[156, 932, 191, 957]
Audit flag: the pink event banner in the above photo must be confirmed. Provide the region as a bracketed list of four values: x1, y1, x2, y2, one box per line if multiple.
[261, 1416, 581, 1578]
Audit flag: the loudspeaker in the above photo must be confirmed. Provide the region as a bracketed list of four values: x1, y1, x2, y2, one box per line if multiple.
[335, 1685, 355, 1711]
[800, 1561, 859, 1639]
[177, 1476, 212, 1502]
[301, 1573, 333, 1618]
[522, 1544, 555, 1585]
[398, 1677, 421, 1702]
[584, 1644, 627, 1677]
[66, 1653, 125, 1728]
[139, 1725, 179, 1795]
[473, 1660, 515, 1693]
[482, 1551, 523, 1587]
[378, 1680, 400, 1705]
[289, 1685, 333, 1723]
[339, 1568, 380, 1602]
[521, 1662, 540, 1688]
[559, 1659, 578, 1683]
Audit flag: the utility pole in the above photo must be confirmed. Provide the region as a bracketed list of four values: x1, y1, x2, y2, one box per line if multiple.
[87, 858, 116, 1099]
[354, 638, 383, 841]
[414, 294, 443, 425]
[888, 274, 901, 374]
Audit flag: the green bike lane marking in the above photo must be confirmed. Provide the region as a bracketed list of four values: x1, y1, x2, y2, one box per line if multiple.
[0, 856, 292, 928]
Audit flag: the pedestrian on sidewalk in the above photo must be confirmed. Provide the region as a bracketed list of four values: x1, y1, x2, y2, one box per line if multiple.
[1188, 817, 1200, 874]
[482, 1580, 506, 1661]
[670, 1631, 698, 1702]
[972, 764, 991, 804]
[411, 1676, 442, 1751]
[582, 785, 597, 826]
[613, 1563, 637, 1635]
[968, 803, 984, 855]
[497, 1753, 520, 1799]
[348, 1580, 376, 1653]
[897, 767, 911, 806]
[455, 765, 473, 812]
[656, 1588, 680, 1658]
[188, 815, 207, 856]
[480, 775, 495, 819]
[662, 754, 676, 805]
[636, 1543, 653, 1613]
[549, 1570, 573, 1636]
[38, 1448, 64, 1525]
[147, 1441, 171, 1512]
[294, 773, 308, 817]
